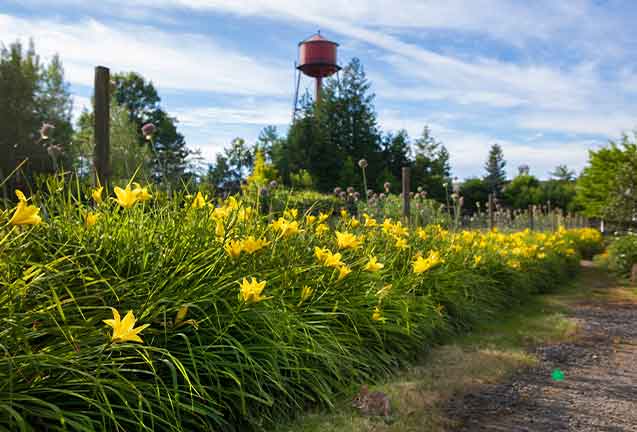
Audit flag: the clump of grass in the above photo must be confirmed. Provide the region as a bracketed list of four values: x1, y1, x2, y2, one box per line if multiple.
[0, 176, 599, 431]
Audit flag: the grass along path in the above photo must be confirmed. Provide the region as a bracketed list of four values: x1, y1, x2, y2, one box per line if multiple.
[278, 262, 637, 432]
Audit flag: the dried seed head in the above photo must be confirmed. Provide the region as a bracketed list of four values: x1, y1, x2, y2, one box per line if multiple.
[358, 158, 368, 169]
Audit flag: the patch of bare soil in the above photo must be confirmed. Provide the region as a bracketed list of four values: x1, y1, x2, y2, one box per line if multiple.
[445, 265, 637, 432]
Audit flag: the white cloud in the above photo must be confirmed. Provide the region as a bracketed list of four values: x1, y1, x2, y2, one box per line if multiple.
[517, 112, 637, 136]
[174, 101, 291, 129]
[0, 14, 289, 95]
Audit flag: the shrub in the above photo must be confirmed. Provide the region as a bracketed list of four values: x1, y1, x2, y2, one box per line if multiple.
[607, 234, 637, 277]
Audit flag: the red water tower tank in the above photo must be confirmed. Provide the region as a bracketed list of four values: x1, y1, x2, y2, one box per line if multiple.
[295, 32, 340, 107]
[297, 32, 340, 78]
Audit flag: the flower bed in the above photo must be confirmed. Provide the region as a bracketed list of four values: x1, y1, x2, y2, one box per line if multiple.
[0, 184, 600, 431]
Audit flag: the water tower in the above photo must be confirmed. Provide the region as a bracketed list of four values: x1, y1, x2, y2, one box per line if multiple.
[293, 31, 341, 119]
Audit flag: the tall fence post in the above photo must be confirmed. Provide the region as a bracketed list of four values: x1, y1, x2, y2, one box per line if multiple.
[94, 66, 111, 186]
[488, 193, 494, 230]
[528, 204, 534, 231]
[402, 167, 410, 224]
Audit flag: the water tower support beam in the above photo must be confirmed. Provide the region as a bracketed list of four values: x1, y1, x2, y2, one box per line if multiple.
[315, 77, 322, 106]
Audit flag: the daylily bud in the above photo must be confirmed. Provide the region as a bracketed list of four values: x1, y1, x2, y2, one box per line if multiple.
[141, 123, 156, 140]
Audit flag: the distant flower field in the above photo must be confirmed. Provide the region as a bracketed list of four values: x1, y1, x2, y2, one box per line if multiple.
[0, 181, 602, 431]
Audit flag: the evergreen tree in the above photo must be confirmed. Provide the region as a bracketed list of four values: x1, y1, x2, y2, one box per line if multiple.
[381, 129, 412, 186]
[319, 57, 383, 190]
[411, 126, 451, 202]
[550, 164, 576, 182]
[205, 154, 231, 190]
[224, 137, 253, 184]
[255, 125, 282, 162]
[484, 143, 507, 195]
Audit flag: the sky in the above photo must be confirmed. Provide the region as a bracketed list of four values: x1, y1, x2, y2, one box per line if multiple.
[2, 0, 637, 179]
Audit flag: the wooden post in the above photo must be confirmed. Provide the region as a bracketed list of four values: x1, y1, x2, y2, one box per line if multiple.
[528, 204, 534, 231]
[488, 193, 495, 230]
[402, 167, 410, 224]
[94, 66, 111, 186]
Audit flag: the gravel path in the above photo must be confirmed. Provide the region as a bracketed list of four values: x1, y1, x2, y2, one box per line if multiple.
[445, 264, 637, 432]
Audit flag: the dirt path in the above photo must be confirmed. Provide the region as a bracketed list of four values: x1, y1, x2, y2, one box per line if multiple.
[445, 264, 637, 432]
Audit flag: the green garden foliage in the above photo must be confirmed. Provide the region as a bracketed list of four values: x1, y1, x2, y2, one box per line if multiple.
[0, 179, 599, 431]
[576, 133, 637, 224]
[607, 234, 637, 277]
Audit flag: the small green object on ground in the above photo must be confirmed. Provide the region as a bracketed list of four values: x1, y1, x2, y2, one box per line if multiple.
[551, 369, 565, 381]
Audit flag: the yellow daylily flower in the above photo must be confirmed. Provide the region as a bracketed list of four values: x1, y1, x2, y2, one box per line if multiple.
[103, 309, 150, 343]
[224, 239, 243, 258]
[132, 183, 152, 202]
[372, 306, 383, 321]
[9, 190, 41, 225]
[318, 211, 330, 223]
[364, 256, 384, 272]
[337, 265, 352, 281]
[413, 250, 444, 274]
[242, 236, 269, 254]
[239, 277, 270, 304]
[315, 223, 329, 237]
[113, 185, 140, 209]
[92, 186, 103, 204]
[340, 209, 348, 218]
[283, 208, 298, 220]
[271, 218, 300, 237]
[305, 215, 317, 225]
[363, 213, 377, 227]
[350, 217, 360, 228]
[191, 191, 207, 209]
[85, 212, 99, 227]
[473, 255, 483, 266]
[394, 237, 408, 250]
[335, 231, 362, 249]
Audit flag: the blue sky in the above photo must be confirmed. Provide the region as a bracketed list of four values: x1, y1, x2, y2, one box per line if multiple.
[2, 0, 637, 179]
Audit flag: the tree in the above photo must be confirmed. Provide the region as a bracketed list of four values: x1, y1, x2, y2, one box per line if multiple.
[381, 129, 412, 186]
[255, 126, 282, 162]
[411, 126, 451, 203]
[319, 57, 383, 190]
[224, 137, 253, 183]
[576, 133, 637, 224]
[204, 154, 231, 190]
[502, 174, 542, 209]
[484, 143, 507, 195]
[0, 40, 73, 186]
[112, 72, 189, 183]
[460, 177, 490, 213]
[550, 164, 576, 182]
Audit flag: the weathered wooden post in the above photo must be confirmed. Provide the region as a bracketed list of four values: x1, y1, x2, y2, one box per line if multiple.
[94, 66, 111, 186]
[402, 167, 410, 224]
[528, 204, 534, 231]
[488, 193, 495, 230]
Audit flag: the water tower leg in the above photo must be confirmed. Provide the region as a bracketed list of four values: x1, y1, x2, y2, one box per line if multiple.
[315, 76, 323, 106]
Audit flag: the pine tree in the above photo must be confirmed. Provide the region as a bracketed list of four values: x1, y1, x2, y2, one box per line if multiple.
[484, 143, 507, 195]
[411, 126, 451, 202]
[381, 129, 412, 186]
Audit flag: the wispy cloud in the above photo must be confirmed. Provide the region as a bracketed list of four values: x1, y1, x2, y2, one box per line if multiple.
[0, 14, 289, 95]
